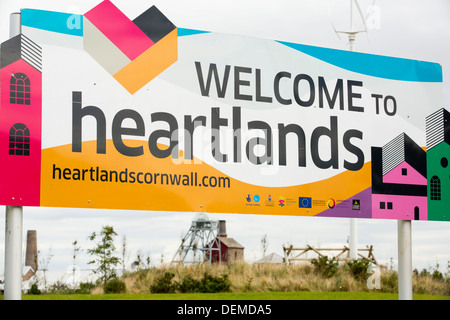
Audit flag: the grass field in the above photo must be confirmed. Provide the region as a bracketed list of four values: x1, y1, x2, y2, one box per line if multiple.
[3, 261, 448, 300]
[11, 291, 450, 300]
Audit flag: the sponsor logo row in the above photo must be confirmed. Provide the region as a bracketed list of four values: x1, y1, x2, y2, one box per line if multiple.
[245, 195, 361, 210]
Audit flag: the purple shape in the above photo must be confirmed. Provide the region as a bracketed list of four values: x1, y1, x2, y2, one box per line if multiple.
[316, 188, 372, 219]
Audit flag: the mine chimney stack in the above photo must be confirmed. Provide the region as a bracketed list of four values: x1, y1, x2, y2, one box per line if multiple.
[219, 220, 227, 237]
[25, 230, 38, 271]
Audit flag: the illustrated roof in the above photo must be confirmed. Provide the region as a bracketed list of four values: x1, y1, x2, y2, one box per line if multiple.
[426, 108, 450, 150]
[381, 133, 426, 177]
[371, 146, 427, 196]
[0, 34, 42, 72]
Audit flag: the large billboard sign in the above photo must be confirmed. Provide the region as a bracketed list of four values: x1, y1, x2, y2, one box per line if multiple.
[0, 1, 447, 221]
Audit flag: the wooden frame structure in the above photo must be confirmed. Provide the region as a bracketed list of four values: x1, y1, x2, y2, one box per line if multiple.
[283, 244, 379, 266]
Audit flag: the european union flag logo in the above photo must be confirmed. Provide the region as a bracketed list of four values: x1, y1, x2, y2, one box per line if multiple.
[299, 197, 312, 208]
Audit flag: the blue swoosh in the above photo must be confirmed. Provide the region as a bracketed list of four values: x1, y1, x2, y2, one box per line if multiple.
[21, 9, 83, 37]
[277, 41, 442, 83]
[178, 28, 210, 37]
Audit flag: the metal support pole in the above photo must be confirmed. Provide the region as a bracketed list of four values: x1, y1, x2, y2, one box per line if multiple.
[398, 220, 413, 300]
[349, 218, 358, 259]
[348, 1, 358, 260]
[349, 0, 355, 51]
[4, 206, 23, 300]
[4, 12, 23, 301]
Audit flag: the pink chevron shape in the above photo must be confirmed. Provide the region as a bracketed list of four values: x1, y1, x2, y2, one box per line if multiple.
[84, 0, 154, 60]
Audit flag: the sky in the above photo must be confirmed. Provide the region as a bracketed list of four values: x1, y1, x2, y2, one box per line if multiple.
[0, 0, 449, 285]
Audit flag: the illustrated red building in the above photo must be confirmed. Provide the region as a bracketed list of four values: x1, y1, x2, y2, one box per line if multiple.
[0, 34, 42, 206]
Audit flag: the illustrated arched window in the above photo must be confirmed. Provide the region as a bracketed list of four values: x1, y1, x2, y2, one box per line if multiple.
[9, 123, 30, 156]
[414, 207, 420, 220]
[430, 176, 441, 201]
[10, 73, 31, 105]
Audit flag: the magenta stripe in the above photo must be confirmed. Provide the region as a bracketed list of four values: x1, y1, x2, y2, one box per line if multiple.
[84, 0, 153, 60]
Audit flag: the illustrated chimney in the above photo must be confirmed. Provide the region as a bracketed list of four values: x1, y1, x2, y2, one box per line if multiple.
[25, 230, 38, 271]
[218, 220, 227, 237]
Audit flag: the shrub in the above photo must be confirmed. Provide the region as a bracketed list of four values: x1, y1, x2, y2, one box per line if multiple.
[48, 281, 72, 294]
[27, 283, 41, 295]
[179, 275, 202, 293]
[419, 268, 430, 277]
[150, 272, 177, 293]
[47, 281, 95, 295]
[311, 256, 338, 278]
[150, 271, 231, 293]
[199, 273, 231, 293]
[432, 269, 444, 281]
[76, 282, 96, 294]
[103, 278, 126, 294]
[346, 259, 371, 281]
[447, 278, 450, 296]
[381, 271, 398, 293]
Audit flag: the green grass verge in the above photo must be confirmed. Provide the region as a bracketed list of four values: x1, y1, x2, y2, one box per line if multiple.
[8, 291, 450, 300]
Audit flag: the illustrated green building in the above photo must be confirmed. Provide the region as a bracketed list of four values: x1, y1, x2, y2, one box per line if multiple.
[426, 108, 450, 221]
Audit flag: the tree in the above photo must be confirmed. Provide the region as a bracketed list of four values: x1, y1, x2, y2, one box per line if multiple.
[39, 247, 54, 291]
[121, 235, 128, 273]
[87, 225, 121, 285]
[71, 240, 81, 288]
[261, 234, 269, 258]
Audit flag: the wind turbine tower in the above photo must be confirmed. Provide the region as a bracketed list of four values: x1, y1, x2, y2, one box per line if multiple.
[332, 0, 374, 259]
